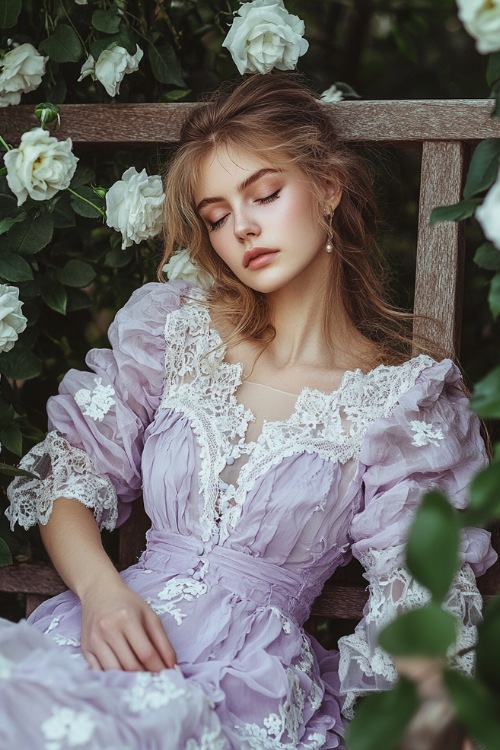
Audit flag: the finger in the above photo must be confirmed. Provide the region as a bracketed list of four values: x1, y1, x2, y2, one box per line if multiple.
[144, 614, 177, 669]
[127, 621, 172, 672]
[83, 650, 103, 671]
[91, 641, 123, 671]
[103, 633, 145, 672]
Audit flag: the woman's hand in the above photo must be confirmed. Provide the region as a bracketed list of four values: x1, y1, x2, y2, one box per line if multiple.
[80, 579, 177, 672]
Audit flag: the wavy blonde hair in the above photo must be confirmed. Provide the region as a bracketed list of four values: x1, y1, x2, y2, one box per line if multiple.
[160, 73, 433, 368]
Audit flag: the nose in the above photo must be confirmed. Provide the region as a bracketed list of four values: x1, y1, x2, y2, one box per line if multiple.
[233, 207, 260, 243]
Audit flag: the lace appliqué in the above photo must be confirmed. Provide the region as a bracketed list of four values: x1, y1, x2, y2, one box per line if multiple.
[146, 576, 207, 625]
[160, 296, 434, 543]
[41, 707, 96, 749]
[5, 431, 118, 531]
[338, 552, 483, 719]
[410, 419, 444, 447]
[185, 728, 228, 750]
[270, 607, 292, 634]
[74, 377, 116, 422]
[122, 672, 186, 713]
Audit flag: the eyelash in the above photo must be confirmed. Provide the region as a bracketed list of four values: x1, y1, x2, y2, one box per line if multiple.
[208, 190, 281, 232]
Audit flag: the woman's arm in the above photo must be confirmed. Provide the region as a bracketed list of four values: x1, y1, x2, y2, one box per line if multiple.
[40, 497, 177, 672]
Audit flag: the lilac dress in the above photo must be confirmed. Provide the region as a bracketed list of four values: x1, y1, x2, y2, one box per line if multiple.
[1, 281, 496, 750]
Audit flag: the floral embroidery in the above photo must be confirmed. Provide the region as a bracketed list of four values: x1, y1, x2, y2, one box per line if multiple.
[185, 727, 228, 750]
[0, 653, 13, 679]
[52, 634, 81, 647]
[74, 377, 116, 422]
[44, 617, 60, 634]
[122, 672, 186, 712]
[147, 576, 207, 625]
[41, 707, 96, 749]
[409, 419, 444, 447]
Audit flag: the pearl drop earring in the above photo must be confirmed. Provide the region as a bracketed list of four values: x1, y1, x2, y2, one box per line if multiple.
[325, 208, 335, 253]
[325, 238, 334, 253]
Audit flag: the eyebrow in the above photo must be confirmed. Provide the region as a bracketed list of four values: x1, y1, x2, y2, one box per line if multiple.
[196, 168, 283, 212]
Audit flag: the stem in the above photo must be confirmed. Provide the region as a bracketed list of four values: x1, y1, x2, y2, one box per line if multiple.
[67, 188, 106, 218]
[0, 135, 12, 152]
[60, 0, 88, 54]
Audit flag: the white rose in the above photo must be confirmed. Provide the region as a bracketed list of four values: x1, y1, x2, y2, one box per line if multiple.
[78, 45, 143, 97]
[163, 249, 214, 290]
[222, 0, 309, 75]
[0, 43, 46, 108]
[105, 167, 164, 248]
[74, 0, 88, 4]
[4, 128, 78, 206]
[476, 167, 500, 249]
[456, 0, 500, 54]
[320, 84, 344, 103]
[0, 285, 27, 353]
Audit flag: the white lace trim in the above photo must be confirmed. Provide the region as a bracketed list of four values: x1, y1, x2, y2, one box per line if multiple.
[338, 556, 483, 719]
[74, 377, 116, 422]
[146, 575, 207, 625]
[160, 297, 434, 543]
[5, 431, 118, 531]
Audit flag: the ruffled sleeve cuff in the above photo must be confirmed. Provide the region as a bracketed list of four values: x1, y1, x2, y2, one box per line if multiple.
[6, 431, 118, 532]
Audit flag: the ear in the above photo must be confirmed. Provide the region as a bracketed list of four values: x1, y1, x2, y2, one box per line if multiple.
[323, 182, 342, 213]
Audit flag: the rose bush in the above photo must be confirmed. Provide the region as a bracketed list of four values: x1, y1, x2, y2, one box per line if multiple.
[456, 0, 500, 54]
[105, 167, 164, 249]
[222, 0, 308, 75]
[0, 43, 46, 108]
[0, 285, 27, 353]
[4, 128, 78, 206]
[78, 45, 144, 97]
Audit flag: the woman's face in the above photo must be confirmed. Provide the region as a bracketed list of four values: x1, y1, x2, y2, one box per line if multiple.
[195, 145, 337, 296]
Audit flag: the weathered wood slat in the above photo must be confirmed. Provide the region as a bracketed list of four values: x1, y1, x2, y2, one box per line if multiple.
[413, 141, 466, 358]
[0, 562, 65, 596]
[1, 100, 499, 146]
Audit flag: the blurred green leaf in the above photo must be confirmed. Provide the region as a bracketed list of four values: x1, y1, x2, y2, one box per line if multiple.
[92, 9, 121, 34]
[0, 537, 12, 568]
[347, 678, 419, 750]
[463, 139, 500, 199]
[476, 595, 500, 696]
[0, 214, 27, 236]
[0, 347, 42, 380]
[406, 491, 460, 603]
[67, 288, 93, 312]
[379, 603, 457, 658]
[0, 423, 22, 456]
[471, 367, 500, 418]
[2, 210, 54, 255]
[0, 462, 37, 479]
[41, 277, 68, 315]
[70, 187, 104, 219]
[462, 460, 500, 529]
[148, 43, 185, 86]
[0, 399, 15, 428]
[487, 52, 500, 87]
[0, 0, 21, 28]
[39, 25, 84, 64]
[474, 243, 500, 271]
[444, 669, 500, 750]
[104, 245, 134, 268]
[52, 194, 76, 229]
[430, 199, 481, 224]
[57, 259, 96, 288]
[488, 272, 500, 319]
[0, 252, 33, 282]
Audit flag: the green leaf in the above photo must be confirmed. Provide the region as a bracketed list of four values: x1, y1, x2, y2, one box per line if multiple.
[430, 199, 481, 225]
[162, 88, 191, 102]
[2, 210, 54, 255]
[92, 8, 121, 34]
[462, 461, 500, 527]
[0, 346, 42, 380]
[52, 194, 76, 229]
[41, 277, 67, 315]
[69, 165, 96, 190]
[0, 213, 27, 236]
[406, 491, 460, 603]
[476, 595, 500, 695]
[90, 28, 137, 59]
[104, 245, 134, 268]
[0, 462, 37, 479]
[0, 252, 33, 282]
[148, 43, 185, 86]
[488, 271, 500, 319]
[67, 288, 93, 312]
[471, 366, 500, 419]
[70, 186, 104, 219]
[57, 259, 96, 288]
[492, 81, 500, 119]
[39, 25, 83, 64]
[463, 139, 500, 200]
[346, 678, 419, 750]
[0, 537, 12, 568]
[379, 603, 457, 658]
[474, 242, 500, 271]
[0, 0, 21, 28]
[444, 669, 500, 750]
[0, 423, 22, 456]
[487, 52, 500, 87]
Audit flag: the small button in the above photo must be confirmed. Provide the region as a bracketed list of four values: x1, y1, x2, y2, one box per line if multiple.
[226, 456, 235, 466]
[187, 567, 195, 576]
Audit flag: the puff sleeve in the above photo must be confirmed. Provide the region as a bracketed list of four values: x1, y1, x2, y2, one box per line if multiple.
[5, 280, 191, 532]
[337, 359, 498, 719]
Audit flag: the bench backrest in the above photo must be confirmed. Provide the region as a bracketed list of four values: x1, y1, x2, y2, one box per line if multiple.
[0, 99, 499, 619]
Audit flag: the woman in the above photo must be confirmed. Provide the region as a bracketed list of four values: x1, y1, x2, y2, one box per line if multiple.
[0, 73, 496, 749]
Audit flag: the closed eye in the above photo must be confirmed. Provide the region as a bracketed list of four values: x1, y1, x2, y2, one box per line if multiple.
[257, 189, 280, 204]
[209, 214, 228, 232]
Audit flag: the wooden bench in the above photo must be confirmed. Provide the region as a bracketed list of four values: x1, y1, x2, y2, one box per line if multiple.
[0, 99, 499, 626]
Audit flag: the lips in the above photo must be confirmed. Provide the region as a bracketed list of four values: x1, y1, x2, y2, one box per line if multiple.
[243, 247, 278, 268]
